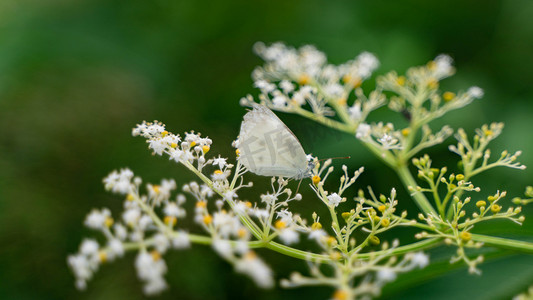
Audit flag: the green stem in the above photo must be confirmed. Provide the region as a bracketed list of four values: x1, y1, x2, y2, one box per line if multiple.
[357, 238, 442, 259]
[395, 163, 438, 215]
[292, 106, 356, 134]
[266, 241, 330, 262]
[360, 141, 397, 168]
[182, 161, 263, 238]
[179, 161, 332, 262]
[471, 234, 533, 253]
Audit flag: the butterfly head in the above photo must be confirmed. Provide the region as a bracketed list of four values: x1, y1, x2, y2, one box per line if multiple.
[293, 159, 317, 180]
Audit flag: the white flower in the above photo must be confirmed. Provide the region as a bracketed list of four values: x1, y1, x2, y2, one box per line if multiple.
[348, 103, 362, 121]
[292, 85, 314, 106]
[379, 133, 393, 145]
[144, 279, 168, 296]
[129, 231, 143, 242]
[114, 224, 128, 241]
[467, 86, 484, 99]
[200, 184, 214, 198]
[132, 121, 166, 138]
[279, 229, 299, 245]
[410, 252, 429, 268]
[309, 229, 327, 242]
[254, 209, 270, 220]
[169, 148, 184, 162]
[224, 190, 237, 201]
[176, 194, 186, 204]
[233, 201, 250, 215]
[80, 239, 99, 256]
[108, 239, 124, 258]
[171, 231, 191, 249]
[235, 253, 274, 289]
[292, 90, 306, 106]
[148, 139, 167, 156]
[276, 209, 294, 225]
[67, 254, 92, 290]
[213, 239, 233, 259]
[378, 133, 402, 150]
[122, 208, 141, 227]
[356, 52, 379, 78]
[135, 251, 168, 295]
[301, 45, 326, 68]
[212, 170, 228, 181]
[356, 123, 371, 139]
[212, 156, 227, 169]
[254, 80, 276, 93]
[324, 83, 344, 99]
[159, 179, 176, 198]
[272, 94, 287, 108]
[376, 267, 397, 283]
[84, 208, 111, 230]
[213, 212, 240, 239]
[327, 193, 342, 207]
[184, 132, 200, 145]
[235, 241, 249, 254]
[103, 169, 134, 194]
[153, 233, 170, 254]
[261, 193, 277, 205]
[181, 150, 195, 162]
[279, 80, 294, 93]
[433, 54, 454, 78]
[322, 65, 338, 80]
[163, 202, 184, 218]
[138, 215, 153, 231]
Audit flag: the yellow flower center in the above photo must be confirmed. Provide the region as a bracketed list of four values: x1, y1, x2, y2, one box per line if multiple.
[98, 251, 107, 263]
[151, 250, 161, 261]
[275, 220, 286, 230]
[152, 185, 160, 194]
[104, 217, 114, 228]
[298, 74, 311, 85]
[332, 290, 348, 300]
[203, 214, 213, 225]
[164, 216, 177, 226]
[396, 76, 406, 86]
[311, 222, 322, 230]
[443, 91, 455, 101]
[460, 231, 471, 242]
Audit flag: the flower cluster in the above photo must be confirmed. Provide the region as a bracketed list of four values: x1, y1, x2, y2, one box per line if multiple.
[68, 168, 191, 295]
[68, 42, 532, 300]
[68, 120, 432, 298]
[281, 242, 429, 300]
[412, 154, 525, 273]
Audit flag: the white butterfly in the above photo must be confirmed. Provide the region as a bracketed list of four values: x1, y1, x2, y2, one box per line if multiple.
[237, 103, 315, 179]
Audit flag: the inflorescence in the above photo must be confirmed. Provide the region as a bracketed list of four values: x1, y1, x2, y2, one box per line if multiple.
[69, 42, 530, 300]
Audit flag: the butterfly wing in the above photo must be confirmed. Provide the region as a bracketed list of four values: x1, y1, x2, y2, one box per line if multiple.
[238, 104, 308, 178]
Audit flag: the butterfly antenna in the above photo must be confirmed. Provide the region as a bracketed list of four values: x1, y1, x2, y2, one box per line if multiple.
[318, 156, 351, 162]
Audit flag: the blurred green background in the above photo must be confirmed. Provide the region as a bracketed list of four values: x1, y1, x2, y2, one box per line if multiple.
[1, 0, 532, 299]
